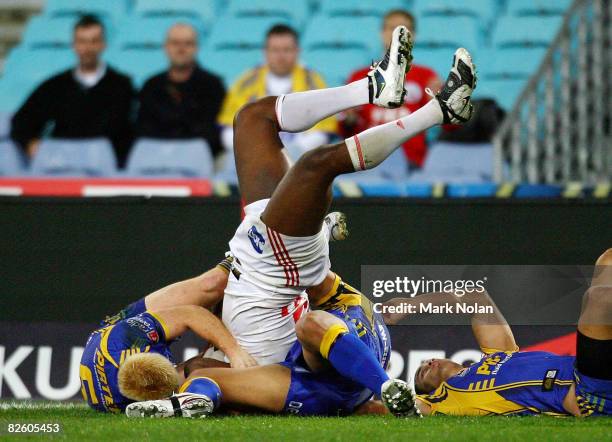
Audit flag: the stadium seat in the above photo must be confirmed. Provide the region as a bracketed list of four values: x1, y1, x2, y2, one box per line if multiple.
[302, 16, 380, 54]
[206, 16, 291, 51]
[492, 16, 563, 48]
[413, 0, 498, 23]
[113, 16, 205, 50]
[404, 182, 434, 197]
[359, 180, 404, 197]
[0, 141, 24, 176]
[446, 183, 497, 198]
[134, 0, 216, 29]
[320, 0, 406, 18]
[474, 78, 528, 110]
[482, 47, 546, 80]
[213, 149, 238, 185]
[514, 184, 563, 198]
[506, 0, 571, 17]
[0, 112, 11, 139]
[44, 0, 129, 21]
[199, 47, 263, 87]
[408, 142, 494, 183]
[0, 46, 76, 112]
[126, 139, 214, 178]
[302, 48, 369, 87]
[30, 138, 117, 177]
[414, 47, 455, 79]
[105, 49, 167, 87]
[415, 16, 481, 50]
[22, 15, 116, 48]
[227, 0, 308, 28]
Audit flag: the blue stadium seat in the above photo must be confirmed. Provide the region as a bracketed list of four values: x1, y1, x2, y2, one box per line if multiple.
[227, 0, 307, 28]
[408, 142, 494, 183]
[413, 0, 498, 23]
[0, 141, 25, 176]
[30, 139, 117, 177]
[320, 0, 406, 18]
[482, 47, 546, 80]
[514, 184, 563, 198]
[302, 48, 369, 86]
[474, 78, 528, 110]
[134, 0, 216, 29]
[213, 150, 238, 185]
[302, 16, 380, 54]
[105, 49, 167, 87]
[126, 139, 214, 178]
[0, 48, 76, 112]
[359, 180, 404, 197]
[206, 16, 290, 51]
[114, 16, 205, 50]
[0, 112, 11, 139]
[416, 16, 481, 50]
[404, 182, 433, 197]
[506, 0, 571, 17]
[492, 16, 563, 48]
[22, 15, 116, 48]
[45, 0, 129, 21]
[199, 47, 263, 87]
[414, 47, 454, 79]
[446, 183, 497, 198]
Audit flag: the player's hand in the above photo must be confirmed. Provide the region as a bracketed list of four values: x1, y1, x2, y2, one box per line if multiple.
[227, 348, 258, 369]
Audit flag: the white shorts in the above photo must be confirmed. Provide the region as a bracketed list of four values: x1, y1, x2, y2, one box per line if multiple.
[221, 198, 329, 364]
[221, 271, 309, 365]
[228, 198, 331, 297]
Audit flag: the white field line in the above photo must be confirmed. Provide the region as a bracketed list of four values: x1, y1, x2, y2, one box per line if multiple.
[0, 401, 88, 411]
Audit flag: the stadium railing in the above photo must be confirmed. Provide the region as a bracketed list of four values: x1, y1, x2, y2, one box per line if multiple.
[493, 0, 611, 185]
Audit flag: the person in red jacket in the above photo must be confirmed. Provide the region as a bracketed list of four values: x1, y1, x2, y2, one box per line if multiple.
[342, 10, 441, 169]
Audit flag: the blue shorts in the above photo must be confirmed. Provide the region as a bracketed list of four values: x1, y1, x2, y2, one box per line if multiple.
[575, 369, 612, 416]
[279, 307, 391, 416]
[98, 298, 147, 328]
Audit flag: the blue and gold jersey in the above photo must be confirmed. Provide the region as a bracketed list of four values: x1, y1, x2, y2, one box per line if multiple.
[79, 311, 174, 413]
[418, 350, 576, 416]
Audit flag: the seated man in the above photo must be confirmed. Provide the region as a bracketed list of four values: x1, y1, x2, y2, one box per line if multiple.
[137, 23, 226, 159]
[123, 27, 476, 418]
[11, 15, 134, 167]
[79, 259, 257, 413]
[383, 249, 612, 417]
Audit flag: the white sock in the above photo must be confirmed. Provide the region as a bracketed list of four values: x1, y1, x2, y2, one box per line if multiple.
[345, 100, 443, 171]
[276, 78, 369, 132]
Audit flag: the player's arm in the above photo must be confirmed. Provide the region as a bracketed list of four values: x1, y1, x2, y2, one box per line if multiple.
[383, 290, 517, 353]
[152, 305, 258, 369]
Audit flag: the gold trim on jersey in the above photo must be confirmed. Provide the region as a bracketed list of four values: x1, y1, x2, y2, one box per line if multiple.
[147, 310, 170, 340]
[99, 326, 119, 368]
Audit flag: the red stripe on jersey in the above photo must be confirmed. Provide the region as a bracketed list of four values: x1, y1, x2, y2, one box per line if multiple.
[353, 135, 366, 170]
[267, 226, 291, 286]
[273, 230, 300, 287]
[270, 229, 297, 286]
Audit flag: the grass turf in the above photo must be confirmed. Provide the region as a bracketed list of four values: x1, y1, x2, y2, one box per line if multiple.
[0, 402, 609, 441]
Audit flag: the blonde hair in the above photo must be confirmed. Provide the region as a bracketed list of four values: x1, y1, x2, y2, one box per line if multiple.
[118, 353, 179, 401]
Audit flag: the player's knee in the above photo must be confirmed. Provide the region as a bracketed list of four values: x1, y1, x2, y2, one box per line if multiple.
[295, 311, 328, 348]
[233, 97, 277, 129]
[595, 248, 612, 266]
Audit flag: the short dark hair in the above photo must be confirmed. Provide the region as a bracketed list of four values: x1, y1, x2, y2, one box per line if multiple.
[266, 24, 299, 45]
[383, 9, 416, 32]
[414, 366, 428, 395]
[74, 14, 105, 36]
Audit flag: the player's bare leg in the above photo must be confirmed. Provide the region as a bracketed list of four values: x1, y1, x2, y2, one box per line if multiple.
[234, 26, 412, 206]
[126, 365, 291, 417]
[260, 45, 476, 237]
[577, 248, 612, 340]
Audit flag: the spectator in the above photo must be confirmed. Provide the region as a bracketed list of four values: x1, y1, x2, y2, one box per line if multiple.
[218, 24, 336, 156]
[341, 10, 441, 171]
[11, 15, 134, 167]
[137, 23, 225, 158]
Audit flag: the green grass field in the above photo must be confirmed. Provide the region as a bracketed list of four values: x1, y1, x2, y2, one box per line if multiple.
[0, 402, 609, 441]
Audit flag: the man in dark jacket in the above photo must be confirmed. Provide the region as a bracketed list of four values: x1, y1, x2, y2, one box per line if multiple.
[11, 15, 135, 167]
[136, 23, 225, 158]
